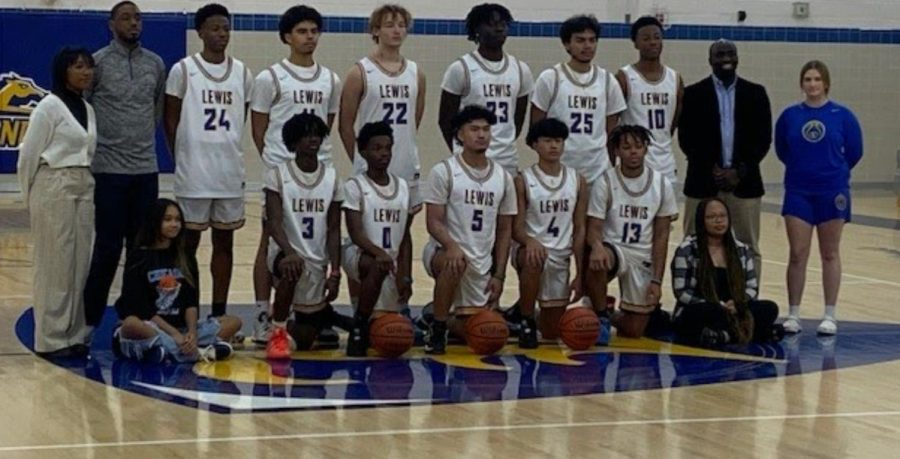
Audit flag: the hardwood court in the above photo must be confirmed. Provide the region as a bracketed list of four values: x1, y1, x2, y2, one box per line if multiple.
[0, 190, 898, 458]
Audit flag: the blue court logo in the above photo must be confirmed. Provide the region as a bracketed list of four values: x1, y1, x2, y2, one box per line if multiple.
[0, 71, 48, 151]
[801, 119, 826, 143]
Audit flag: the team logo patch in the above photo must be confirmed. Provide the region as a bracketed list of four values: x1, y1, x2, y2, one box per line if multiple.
[835, 193, 848, 211]
[801, 119, 826, 143]
[0, 72, 49, 151]
[16, 307, 900, 414]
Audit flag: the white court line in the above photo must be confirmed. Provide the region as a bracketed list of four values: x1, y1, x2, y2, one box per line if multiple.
[2, 410, 900, 452]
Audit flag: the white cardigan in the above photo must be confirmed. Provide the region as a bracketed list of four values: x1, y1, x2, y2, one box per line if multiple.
[17, 93, 96, 204]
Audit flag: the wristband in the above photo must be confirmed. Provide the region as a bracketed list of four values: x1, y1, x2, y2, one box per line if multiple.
[650, 278, 662, 286]
[493, 273, 506, 282]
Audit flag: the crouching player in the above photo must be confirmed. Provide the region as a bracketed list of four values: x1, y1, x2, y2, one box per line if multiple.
[585, 125, 678, 338]
[342, 121, 415, 356]
[512, 118, 588, 348]
[265, 114, 345, 358]
[422, 105, 517, 355]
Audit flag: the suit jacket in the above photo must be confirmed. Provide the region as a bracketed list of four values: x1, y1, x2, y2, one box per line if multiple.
[679, 76, 772, 199]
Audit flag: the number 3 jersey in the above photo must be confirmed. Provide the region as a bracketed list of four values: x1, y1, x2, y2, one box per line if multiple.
[264, 161, 343, 265]
[342, 173, 411, 261]
[588, 166, 678, 253]
[619, 64, 679, 182]
[166, 54, 252, 198]
[521, 165, 580, 258]
[353, 57, 420, 189]
[424, 156, 517, 274]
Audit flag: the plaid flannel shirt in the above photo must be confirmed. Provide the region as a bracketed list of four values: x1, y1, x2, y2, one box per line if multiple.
[670, 234, 759, 305]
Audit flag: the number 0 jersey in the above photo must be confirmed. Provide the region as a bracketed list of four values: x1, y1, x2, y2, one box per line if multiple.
[342, 173, 410, 261]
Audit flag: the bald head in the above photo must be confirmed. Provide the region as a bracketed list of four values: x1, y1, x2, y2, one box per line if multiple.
[709, 39, 738, 84]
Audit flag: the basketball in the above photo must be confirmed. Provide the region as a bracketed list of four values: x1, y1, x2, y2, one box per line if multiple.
[465, 310, 510, 355]
[369, 313, 415, 358]
[559, 307, 600, 350]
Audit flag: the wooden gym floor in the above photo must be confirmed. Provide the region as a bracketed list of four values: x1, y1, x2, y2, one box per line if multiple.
[0, 189, 898, 458]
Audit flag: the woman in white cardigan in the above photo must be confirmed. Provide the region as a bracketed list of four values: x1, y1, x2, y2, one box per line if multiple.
[17, 48, 97, 358]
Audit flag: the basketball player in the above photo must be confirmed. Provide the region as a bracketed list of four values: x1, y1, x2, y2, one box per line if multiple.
[163, 3, 251, 318]
[339, 4, 425, 210]
[439, 3, 534, 175]
[342, 122, 414, 357]
[422, 105, 517, 355]
[531, 14, 626, 184]
[264, 114, 344, 358]
[513, 118, 588, 348]
[616, 16, 683, 186]
[249, 5, 341, 345]
[586, 125, 678, 338]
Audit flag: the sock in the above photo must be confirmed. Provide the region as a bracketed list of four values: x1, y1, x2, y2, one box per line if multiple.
[256, 300, 269, 312]
[824, 305, 836, 320]
[272, 320, 287, 329]
[211, 302, 226, 317]
[788, 305, 800, 318]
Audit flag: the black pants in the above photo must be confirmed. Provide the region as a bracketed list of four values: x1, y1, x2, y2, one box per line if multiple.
[84, 172, 159, 326]
[673, 300, 779, 345]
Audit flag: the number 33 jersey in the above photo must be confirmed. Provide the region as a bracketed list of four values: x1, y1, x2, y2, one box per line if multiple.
[521, 165, 580, 258]
[167, 54, 252, 198]
[588, 166, 678, 253]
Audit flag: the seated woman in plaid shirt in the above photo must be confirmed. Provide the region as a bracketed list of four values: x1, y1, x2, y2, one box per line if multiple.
[670, 198, 783, 347]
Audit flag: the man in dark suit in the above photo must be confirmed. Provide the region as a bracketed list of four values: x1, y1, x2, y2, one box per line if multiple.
[679, 39, 772, 277]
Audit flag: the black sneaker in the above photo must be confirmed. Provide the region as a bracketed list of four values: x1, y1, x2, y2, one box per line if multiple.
[518, 316, 538, 349]
[424, 320, 448, 355]
[199, 342, 233, 362]
[700, 327, 728, 348]
[316, 327, 340, 350]
[503, 301, 523, 337]
[142, 346, 167, 364]
[346, 318, 369, 357]
[414, 303, 435, 332]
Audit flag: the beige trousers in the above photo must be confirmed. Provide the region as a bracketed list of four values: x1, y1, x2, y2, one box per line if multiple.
[29, 166, 94, 353]
[683, 192, 762, 280]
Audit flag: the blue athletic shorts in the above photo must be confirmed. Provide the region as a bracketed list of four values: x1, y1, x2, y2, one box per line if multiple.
[782, 189, 851, 225]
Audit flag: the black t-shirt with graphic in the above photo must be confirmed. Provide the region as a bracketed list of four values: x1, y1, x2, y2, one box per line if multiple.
[114, 247, 200, 329]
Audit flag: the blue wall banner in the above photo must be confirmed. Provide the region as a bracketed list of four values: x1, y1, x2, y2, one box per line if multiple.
[0, 10, 186, 173]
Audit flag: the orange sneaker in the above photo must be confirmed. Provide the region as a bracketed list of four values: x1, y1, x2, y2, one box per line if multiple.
[266, 327, 291, 360]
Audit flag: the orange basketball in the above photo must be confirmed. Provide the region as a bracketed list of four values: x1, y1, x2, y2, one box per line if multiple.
[558, 307, 600, 350]
[158, 274, 178, 289]
[465, 310, 510, 355]
[369, 313, 415, 358]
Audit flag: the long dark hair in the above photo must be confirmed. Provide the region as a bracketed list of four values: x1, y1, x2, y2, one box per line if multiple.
[135, 198, 196, 287]
[693, 198, 753, 343]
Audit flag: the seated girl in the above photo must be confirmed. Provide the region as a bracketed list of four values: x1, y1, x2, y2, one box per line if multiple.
[670, 198, 783, 347]
[113, 199, 242, 362]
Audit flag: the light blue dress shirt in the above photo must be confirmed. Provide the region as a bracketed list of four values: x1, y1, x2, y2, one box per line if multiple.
[713, 75, 736, 167]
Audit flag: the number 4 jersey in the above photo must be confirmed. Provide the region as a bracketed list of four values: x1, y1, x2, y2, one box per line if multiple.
[166, 54, 252, 198]
[521, 164, 580, 258]
[588, 165, 678, 254]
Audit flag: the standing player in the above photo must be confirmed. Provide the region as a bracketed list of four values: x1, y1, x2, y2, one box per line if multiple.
[264, 114, 343, 358]
[585, 125, 678, 338]
[249, 5, 341, 344]
[339, 4, 425, 211]
[616, 16, 683, 187]
[531, 14, 626, 185]
[512, 118, 588, 348]
[342, 122, 414, 356]
[439, 3, 534, 175]
[163, 3, 251, 318]
[422, 105, 517, 355]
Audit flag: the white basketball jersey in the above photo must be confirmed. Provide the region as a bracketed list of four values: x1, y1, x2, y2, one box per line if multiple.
[174, 54, 248, 198]
[269, 162, 337, 265]
[438, 156, 510, 273]
[539, 64, 617, 184]
[599, 166, 670, 253]
[521, 165, 579, 256]
[455, 52, 526, 171]
[619, 64, 678, 180]
[345, 174, 410, 261]
[261, 61, 338, 168]
[353, 57, 420, 186]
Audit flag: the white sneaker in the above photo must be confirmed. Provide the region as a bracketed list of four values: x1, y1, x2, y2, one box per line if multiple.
[817, 317, 838, 335]
[252, 311, 272, 347]
[783, 317, 802, 334]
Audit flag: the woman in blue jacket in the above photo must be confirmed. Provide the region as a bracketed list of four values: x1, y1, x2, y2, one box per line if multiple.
[774, 60, 863, 336]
